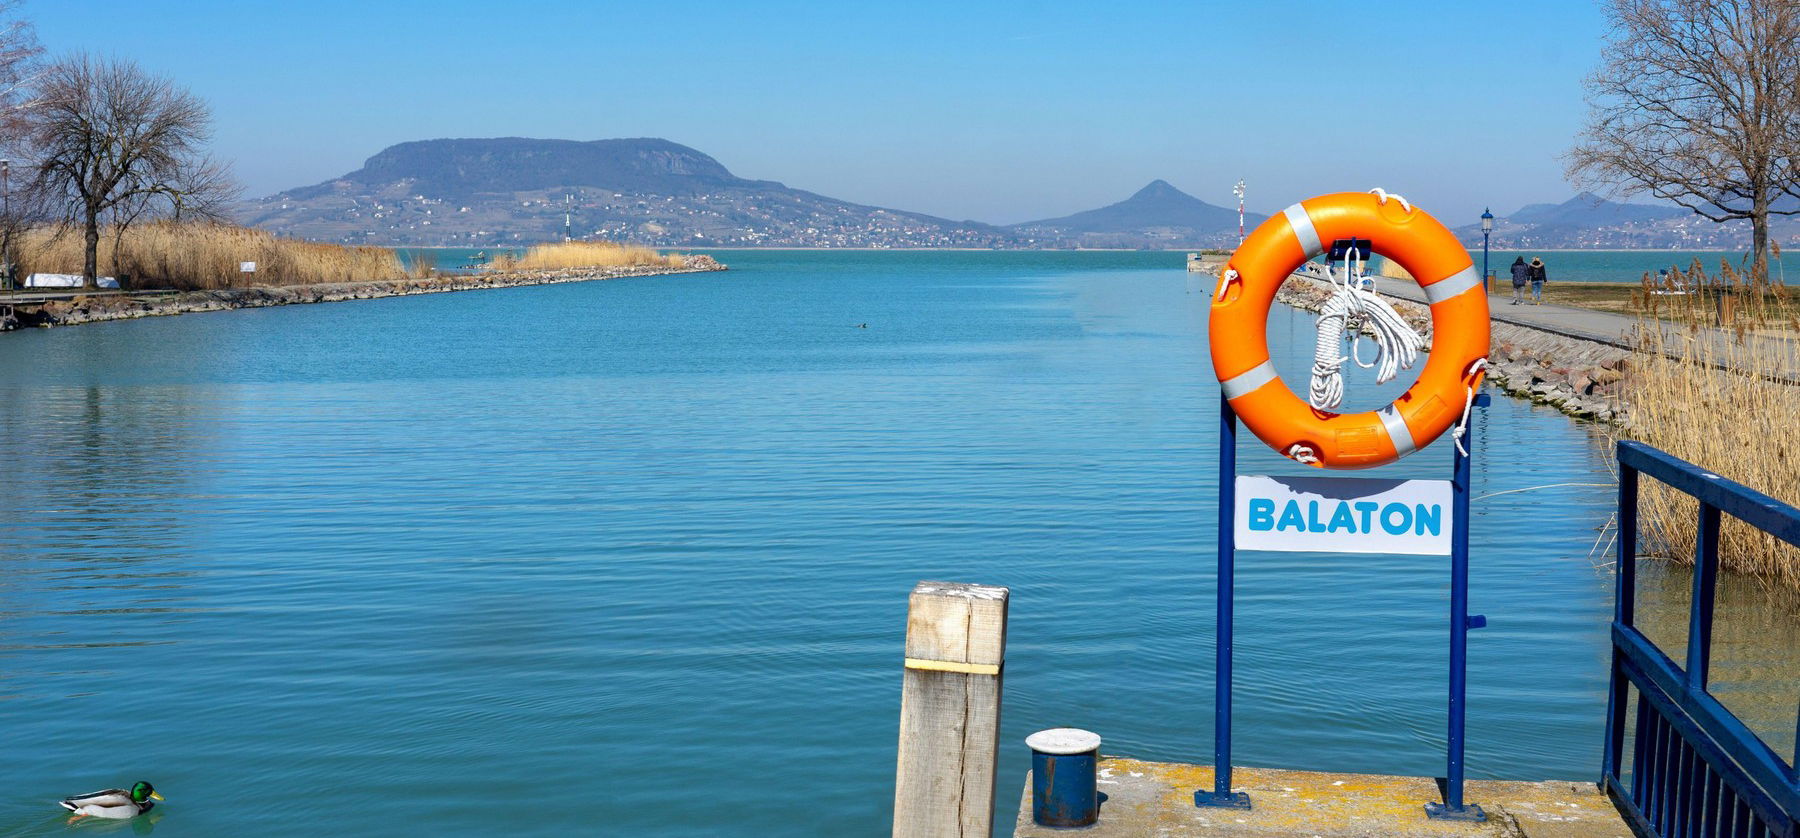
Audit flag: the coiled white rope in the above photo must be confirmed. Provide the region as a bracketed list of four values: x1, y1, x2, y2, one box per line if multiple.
[1215, 268, 1239, 301]
[1285, 443, 1319, 464]
[1306, 250, 1424, 410]
[1450, 357, 1487, 457]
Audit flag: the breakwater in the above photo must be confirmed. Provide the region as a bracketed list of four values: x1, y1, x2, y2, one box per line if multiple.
[0, 255, 725, 330]
[1272, 270, 1635, 425]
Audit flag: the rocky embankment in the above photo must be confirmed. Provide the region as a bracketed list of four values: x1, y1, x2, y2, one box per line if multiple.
[3, 255, 726, 330]
[1272, 272, 1636, 426]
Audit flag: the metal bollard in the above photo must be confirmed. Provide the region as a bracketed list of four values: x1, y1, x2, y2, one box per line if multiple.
[1028, 728, 1102, 828]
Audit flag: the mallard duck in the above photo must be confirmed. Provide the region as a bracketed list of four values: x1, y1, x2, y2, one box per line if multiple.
[58, 781, 162, 819]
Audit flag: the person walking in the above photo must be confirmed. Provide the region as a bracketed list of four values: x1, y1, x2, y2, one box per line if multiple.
[1509, 256, 1529, 305]
[1529, 256, 1548, 304]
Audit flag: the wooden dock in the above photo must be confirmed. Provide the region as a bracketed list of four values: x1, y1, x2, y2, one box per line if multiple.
[1013, 758, 1632, 837]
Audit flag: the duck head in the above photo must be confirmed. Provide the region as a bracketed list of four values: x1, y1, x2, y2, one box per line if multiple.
[130, 782, 164, 804]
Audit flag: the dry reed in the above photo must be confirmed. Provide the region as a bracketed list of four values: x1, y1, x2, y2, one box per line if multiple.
[1376, 255, 1413, 281]
[16, 222, 413, 290]
[1623, 260, 1800, 589]
[486, 241, 684, 272]
[1634, 255, 1797, 336]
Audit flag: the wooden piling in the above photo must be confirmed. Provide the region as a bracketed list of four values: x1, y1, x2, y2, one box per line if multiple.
[893, 580, 1010, 838]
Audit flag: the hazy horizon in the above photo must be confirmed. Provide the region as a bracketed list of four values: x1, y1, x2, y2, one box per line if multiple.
[32, 0, 1610, 226]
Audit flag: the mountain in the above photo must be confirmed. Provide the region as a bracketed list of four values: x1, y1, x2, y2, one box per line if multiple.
[1457, 192, 1782, 248]
[1507, 192, 1687, 227]
[241, 137, 1021, 248]
[294, 137, 739, 201]
[1009, 180, 1263, 248]
[257, 139, 1776, 251]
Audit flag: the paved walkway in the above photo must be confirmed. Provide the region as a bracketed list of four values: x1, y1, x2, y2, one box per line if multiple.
[1358, 275, 1796, 383]
[1366, 276, 1642, 348]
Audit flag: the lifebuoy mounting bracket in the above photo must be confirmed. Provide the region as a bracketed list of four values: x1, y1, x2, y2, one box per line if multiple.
[1327, 238, 1372, 261]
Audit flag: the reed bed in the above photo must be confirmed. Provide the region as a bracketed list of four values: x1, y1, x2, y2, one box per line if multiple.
[1634, 254, 1797, 335]
[486, 241, 684, 272]
[16, 223, 413, 290]
[1623, 266, 1800, 589]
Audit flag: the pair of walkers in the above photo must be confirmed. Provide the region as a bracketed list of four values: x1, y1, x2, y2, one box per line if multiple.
[1509, 256, 1547, 304]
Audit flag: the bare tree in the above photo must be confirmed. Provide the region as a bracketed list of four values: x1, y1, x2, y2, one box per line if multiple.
[22, 55, 237, 288]
[0, 1, 41, 286]
[1568, 0, 1800, 282]
[0, 1, 40, 132]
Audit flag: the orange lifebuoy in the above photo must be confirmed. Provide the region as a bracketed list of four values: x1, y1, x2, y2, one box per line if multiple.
[1210, 191, 1489, 469]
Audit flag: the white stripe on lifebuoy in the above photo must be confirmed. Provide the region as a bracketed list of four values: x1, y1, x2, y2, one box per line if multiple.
[1283, 204, 1322, 258]
[1423, 266, 1484, 305]
[1220, 359, 1277, 401]
[1377, 404, 1415, 456]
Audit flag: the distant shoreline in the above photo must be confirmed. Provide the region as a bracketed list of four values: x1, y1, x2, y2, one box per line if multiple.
[389, 245, 1765, 254]
[1, 258, 725, 332]
[1474, 247, 1760, 253]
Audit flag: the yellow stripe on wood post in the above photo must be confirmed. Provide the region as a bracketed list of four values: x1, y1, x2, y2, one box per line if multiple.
[893, 580, 1010, 838]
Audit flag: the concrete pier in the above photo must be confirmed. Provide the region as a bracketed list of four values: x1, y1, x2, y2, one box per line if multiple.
[1013, 758, 1631, 837]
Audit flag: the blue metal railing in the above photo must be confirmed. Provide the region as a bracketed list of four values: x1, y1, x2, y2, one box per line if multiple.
[1603, 440, 1800, 838]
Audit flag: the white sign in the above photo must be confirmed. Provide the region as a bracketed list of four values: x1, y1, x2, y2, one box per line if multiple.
[1235, 474, 1453, 556]
[25, 273, 119, 289]
[240, 261, 257, 273]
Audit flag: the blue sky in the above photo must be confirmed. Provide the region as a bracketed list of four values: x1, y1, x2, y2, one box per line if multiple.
[29, 1, 1607, 225]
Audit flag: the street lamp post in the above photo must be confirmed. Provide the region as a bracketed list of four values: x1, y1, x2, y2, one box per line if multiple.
[1233, 180, 1246, 245]
[1480, 208, 1493, 295]
[2, 159, 11, 292]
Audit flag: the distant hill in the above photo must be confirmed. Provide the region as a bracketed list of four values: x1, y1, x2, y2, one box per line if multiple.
[293, 137, 740, 201]
[1456, 192, 1792, 249]
[1506, 192, 1687, 227]
[243, 140, 1795, 250]
[1010, 180, 1262, 248]
[241, 137, 1021, 248]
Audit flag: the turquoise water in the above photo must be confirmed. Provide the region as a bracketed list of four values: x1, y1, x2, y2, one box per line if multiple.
[393, 247, 523, 272]
[1470, 249, 1800, 284]
[0, 251, 1790, 835]
[398, 244, 1800, 285]
[401, 243, 1800, 285]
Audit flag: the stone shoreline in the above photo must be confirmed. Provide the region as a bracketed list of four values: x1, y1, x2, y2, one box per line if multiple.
[0, 255, 726, 331]
[1271, 271, 1636, 426]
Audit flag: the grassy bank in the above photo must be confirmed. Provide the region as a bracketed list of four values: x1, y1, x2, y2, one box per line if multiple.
[17, 223, 415, 290]
[1484, 258, 1798, 334]
[485, 241, 684, 272]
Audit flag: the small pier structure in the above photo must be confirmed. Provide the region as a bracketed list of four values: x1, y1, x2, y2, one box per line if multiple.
[1013, 760, 1629, 837]
[895, 440, 1800, 838]
[896, 210, 1799, 838]
[1187, 252, 1226, 273]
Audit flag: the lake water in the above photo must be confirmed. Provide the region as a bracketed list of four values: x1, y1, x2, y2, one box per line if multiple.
[400, 243, 1800, 285]
[1, 250, 1793, 836]
[1470, 249, 1800, 284]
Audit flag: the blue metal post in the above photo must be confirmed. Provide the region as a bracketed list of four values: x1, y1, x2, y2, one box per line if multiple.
[1427, 393, 1487, 822]
[1686, 503, 1721, 689]
[1196, 399, 1251, 809]
[1602, 465, 1639, 785]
